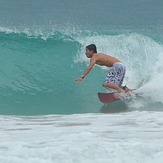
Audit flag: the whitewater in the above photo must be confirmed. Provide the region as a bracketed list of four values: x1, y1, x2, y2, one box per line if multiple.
[0, 111, 163, 163]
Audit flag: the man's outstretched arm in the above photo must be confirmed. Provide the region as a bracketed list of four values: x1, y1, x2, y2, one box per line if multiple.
[75, 57, 96, 82]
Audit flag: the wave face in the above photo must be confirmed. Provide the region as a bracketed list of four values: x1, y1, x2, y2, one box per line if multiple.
[0, 27, 163, 115]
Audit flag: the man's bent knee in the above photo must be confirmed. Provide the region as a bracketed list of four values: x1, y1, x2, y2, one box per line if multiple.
[102, 82, 109, 87]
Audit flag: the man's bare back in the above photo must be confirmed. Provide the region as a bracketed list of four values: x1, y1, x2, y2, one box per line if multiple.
[92, 53, 120, 67]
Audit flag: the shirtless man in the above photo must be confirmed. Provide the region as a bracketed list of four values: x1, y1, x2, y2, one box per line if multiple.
[75, 44, 127, 93]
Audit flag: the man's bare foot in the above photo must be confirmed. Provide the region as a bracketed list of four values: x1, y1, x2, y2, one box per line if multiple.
[121, 86, 131, 92]
[117, 87, 124, 93]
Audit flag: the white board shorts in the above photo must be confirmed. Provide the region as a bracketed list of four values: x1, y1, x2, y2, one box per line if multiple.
[103, 62, 126, 87]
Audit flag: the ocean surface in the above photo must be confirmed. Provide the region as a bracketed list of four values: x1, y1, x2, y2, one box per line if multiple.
[0, 0, 163, 162]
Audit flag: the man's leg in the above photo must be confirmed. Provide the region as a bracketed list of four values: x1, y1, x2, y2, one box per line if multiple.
[120, 85, 131, 92]
[103, 63, 126, 93]
[103, 82, 124, 93]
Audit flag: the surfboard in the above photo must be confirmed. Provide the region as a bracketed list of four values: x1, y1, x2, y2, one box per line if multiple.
[98, 89, 136, 103]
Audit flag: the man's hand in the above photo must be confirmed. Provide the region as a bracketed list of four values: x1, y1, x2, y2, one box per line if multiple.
[75, 77, 83, 83]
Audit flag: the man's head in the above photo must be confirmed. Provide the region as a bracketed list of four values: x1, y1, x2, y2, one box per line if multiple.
[85, 44, 97, 58]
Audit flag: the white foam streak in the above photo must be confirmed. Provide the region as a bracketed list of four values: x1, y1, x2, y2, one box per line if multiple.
[0, 112, 163, 163]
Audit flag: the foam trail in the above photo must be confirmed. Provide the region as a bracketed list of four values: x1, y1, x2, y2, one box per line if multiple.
[0, 112, 163, 163]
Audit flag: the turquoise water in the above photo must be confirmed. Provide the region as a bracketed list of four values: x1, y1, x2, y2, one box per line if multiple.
[0, 29, 105, 114]
[1, 27, 163, 115]
[0, 0, 163, 115]
[0, 28, 163, 115]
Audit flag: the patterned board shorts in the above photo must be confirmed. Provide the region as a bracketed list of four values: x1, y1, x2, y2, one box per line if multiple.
[103, 62, 126, 87]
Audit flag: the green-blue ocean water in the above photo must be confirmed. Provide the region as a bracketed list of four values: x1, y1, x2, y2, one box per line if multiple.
[0, 0, 163, 115]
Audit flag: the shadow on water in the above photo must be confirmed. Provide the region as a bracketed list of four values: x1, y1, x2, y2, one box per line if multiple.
[100, 100, 128, 113]
[100, 98, 163, 113]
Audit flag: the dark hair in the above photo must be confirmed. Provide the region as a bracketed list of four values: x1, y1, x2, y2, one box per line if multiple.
[86, 44, 97, 53]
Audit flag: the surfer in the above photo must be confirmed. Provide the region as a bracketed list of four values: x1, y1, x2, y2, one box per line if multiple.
[75, 44, 129, 93]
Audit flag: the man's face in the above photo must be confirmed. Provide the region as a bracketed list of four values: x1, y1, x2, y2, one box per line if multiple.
[85, 48, 93, 58]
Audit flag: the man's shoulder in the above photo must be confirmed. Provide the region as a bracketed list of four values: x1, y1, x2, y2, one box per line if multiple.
[96, 53, 104, 55]
[96, 53, 110, 58]
[94, 53, 104, 57]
